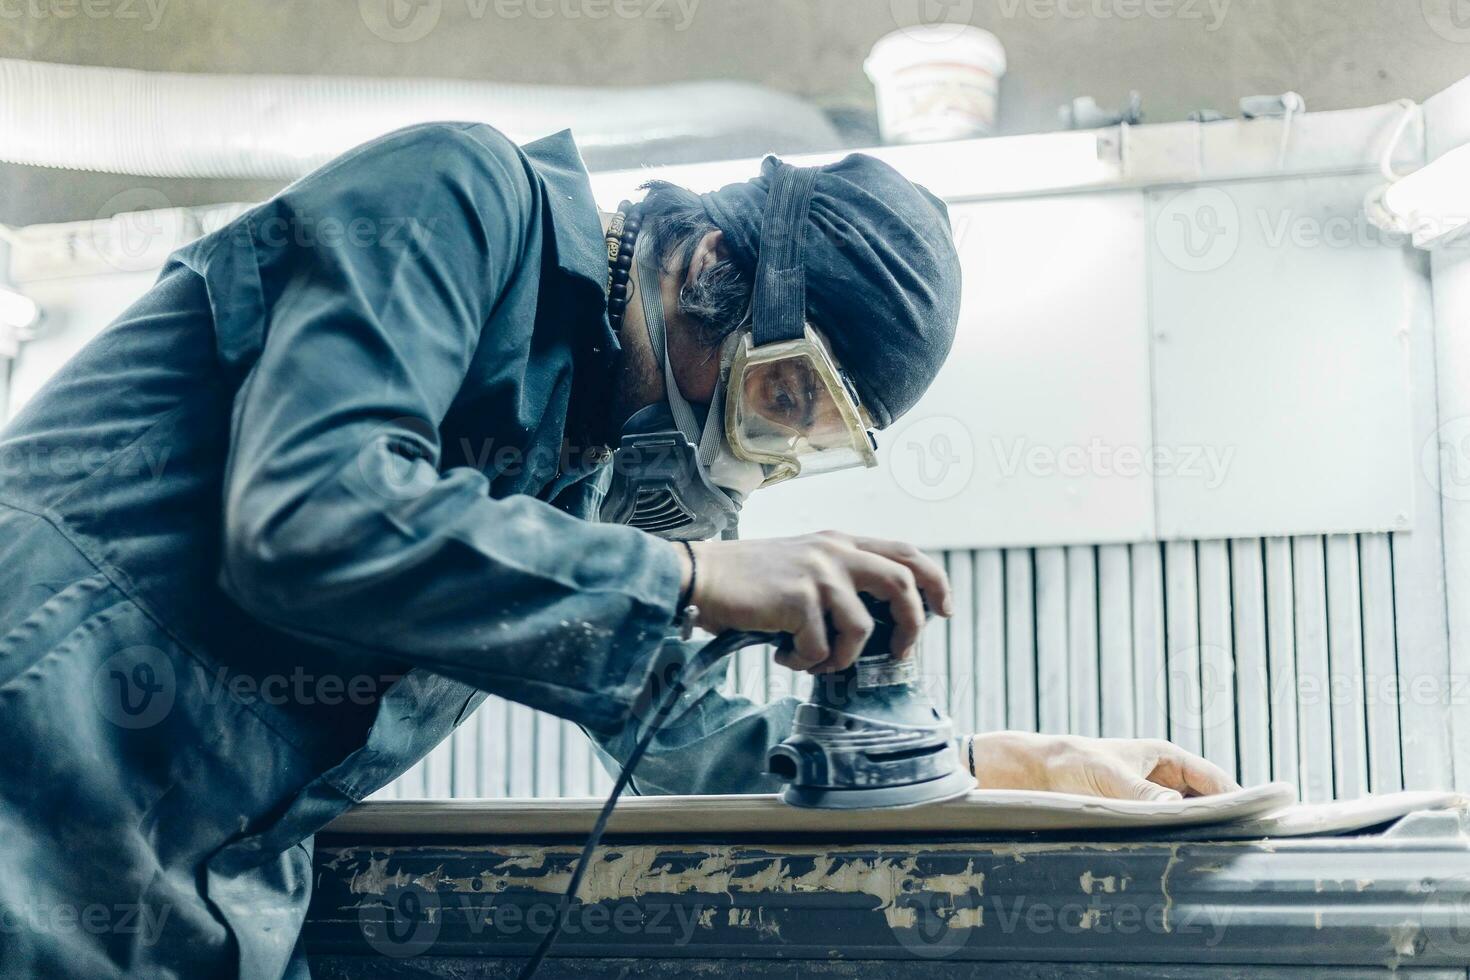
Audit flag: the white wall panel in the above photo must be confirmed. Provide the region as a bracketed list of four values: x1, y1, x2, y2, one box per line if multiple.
[1196, 540, 1237, 776]
[1148, 176, 1416, 541]
[1425, 73, 1470, 794]
[1129, 543, 1169, 741]
[1163, 541, 1203, 756]
[1391, 244, 1457, 792]
[974, 549, 1007, 732]
[1065, 545, 1100, 739]
[1263, 537, 1301, 790]
[1292, 536, 1335, 803]
[945, 551, 978, 735]
[1229, 538, 1272, 788]
[1096, 544, 1135, 738]
[1325, 534, 1370, 799]
[1358, 533, 1403, 794]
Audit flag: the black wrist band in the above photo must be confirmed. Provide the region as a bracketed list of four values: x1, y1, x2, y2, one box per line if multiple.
[677, 540, 697, 609]
[967, 734, 977, 782]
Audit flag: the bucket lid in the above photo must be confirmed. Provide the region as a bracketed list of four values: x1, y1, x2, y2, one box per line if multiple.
[864, 24, 1008, 78]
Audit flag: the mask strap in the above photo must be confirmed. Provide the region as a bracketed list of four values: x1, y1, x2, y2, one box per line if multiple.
[695, 333, 743, 468]
[637, 244, 703, 445]
[751, 160, 820, 348]
[638, 236, 764, 491]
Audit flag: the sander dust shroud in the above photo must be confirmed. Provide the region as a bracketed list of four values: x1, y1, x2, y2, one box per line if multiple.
[768, 594, 973, 809]
[517, 595, 971, 979]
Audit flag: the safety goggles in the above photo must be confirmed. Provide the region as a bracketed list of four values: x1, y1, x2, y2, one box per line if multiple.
[724, 324, 879, 487]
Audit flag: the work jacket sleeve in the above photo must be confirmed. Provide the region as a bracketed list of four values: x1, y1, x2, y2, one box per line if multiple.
[214, 122, 683, 734]
[585, 639, 802, 795]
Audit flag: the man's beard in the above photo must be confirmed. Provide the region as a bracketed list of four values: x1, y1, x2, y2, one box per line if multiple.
[608, 337, 665, 435]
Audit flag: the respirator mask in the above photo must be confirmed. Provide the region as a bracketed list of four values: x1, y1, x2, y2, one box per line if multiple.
[600, 164, 879, 540]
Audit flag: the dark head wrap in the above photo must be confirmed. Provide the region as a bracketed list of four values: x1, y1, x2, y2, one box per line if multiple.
[700, 153, 961, 428]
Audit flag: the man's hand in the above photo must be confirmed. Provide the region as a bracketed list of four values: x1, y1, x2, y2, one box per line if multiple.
[675, 531, 952, 675]
[969, 731, 1240, 802]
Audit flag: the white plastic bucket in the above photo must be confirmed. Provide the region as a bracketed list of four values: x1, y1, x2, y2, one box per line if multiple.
[864, 25, 1007, 144]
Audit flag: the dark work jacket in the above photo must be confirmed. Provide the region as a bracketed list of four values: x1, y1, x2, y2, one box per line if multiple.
[0, 123, 795, 979]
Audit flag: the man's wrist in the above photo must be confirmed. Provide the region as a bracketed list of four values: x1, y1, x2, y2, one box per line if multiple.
[671, 540, 694, 597]
[669, 540, 702, 639]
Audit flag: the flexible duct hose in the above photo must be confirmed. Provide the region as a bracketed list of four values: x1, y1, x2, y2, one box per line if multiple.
[0, 58, 841, 178]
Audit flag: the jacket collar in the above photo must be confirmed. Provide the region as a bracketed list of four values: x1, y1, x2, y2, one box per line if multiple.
[519, 129, 620, 359]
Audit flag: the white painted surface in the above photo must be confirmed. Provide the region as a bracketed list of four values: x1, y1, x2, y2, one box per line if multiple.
[1147, 175, 1418, 541]
[1229, 538, 1272, 788]
[1390, 240, 1457, 792]
[1424, 75, 1470, 793]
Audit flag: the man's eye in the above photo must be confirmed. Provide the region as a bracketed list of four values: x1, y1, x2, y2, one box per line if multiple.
[771, 390, 798, 420]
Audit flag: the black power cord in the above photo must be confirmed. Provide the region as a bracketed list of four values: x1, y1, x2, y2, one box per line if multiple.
[515, 628, 781, 980]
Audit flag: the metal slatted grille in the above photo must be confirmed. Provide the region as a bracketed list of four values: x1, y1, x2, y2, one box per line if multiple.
[381, 531, 1460, 802]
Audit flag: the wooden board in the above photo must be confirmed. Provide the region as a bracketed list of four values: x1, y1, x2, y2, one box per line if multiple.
[326, 783, 1297, 838]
